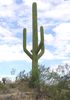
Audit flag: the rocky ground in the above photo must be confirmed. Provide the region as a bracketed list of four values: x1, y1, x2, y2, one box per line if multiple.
[0, 88, 46, 100]
[0, 90, 32, 100]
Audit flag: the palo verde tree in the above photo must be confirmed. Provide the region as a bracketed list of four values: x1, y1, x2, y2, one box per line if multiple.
[23, 2, 44, 87]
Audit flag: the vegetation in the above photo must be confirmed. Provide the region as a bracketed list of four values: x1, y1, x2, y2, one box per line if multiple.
[15, 64, 70, 100]
[0, 64, 70, 100]
[23, 2, 44, 87]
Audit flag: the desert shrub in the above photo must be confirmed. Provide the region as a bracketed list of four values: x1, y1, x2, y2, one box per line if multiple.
[0, 83, 6, 90]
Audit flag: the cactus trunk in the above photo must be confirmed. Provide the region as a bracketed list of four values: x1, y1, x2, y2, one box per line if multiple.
[32, 3, 39, 85]
[23, 2, 44, 87]
[32, 54, 39, 86]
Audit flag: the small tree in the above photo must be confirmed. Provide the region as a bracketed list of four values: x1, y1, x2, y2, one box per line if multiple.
[2, 78, 6, 85]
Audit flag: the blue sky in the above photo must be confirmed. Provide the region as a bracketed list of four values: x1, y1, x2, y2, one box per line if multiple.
[0, 0, 70, 80]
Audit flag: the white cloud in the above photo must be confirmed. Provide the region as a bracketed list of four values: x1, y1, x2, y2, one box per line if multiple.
[0, 9, 14, 17]
[51, 22, 70, 60]
[43, 1, 70, 20]
[47, 0, 64, 4]
[65, 44, 70, 54]
[40, 49, 54, 60]
[0, 0, 13, 6]
[0, 26, 13, 37]
[0, 44, 31, 62]
[0, 3, 15, 17]
[44, 33, 54, 45]
[53, 23, 70, 40]
[53, 23, 70, 49]
[62, 60, 70, 64]
[1, 36, 21, 44]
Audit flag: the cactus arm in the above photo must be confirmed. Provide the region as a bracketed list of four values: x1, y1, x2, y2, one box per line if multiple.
[40, 26, 44, 47]
[36, 26, 44, 54]
[38, 26, 44, 59]
[38, 46, 44, 59]
[36, 43, 42, 54]
[23, 28, 32, 59]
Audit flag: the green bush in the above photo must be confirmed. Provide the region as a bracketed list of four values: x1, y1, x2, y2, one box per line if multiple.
[0, 83, 6, 90]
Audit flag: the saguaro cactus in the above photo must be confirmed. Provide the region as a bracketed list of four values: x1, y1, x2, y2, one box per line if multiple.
[23, 2, 44, 87]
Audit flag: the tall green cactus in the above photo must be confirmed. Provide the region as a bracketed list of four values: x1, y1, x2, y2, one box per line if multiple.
[23, 2, 44, 87]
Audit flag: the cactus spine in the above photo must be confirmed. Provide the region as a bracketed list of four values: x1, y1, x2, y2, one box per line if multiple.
[23, 2, 44, 87]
